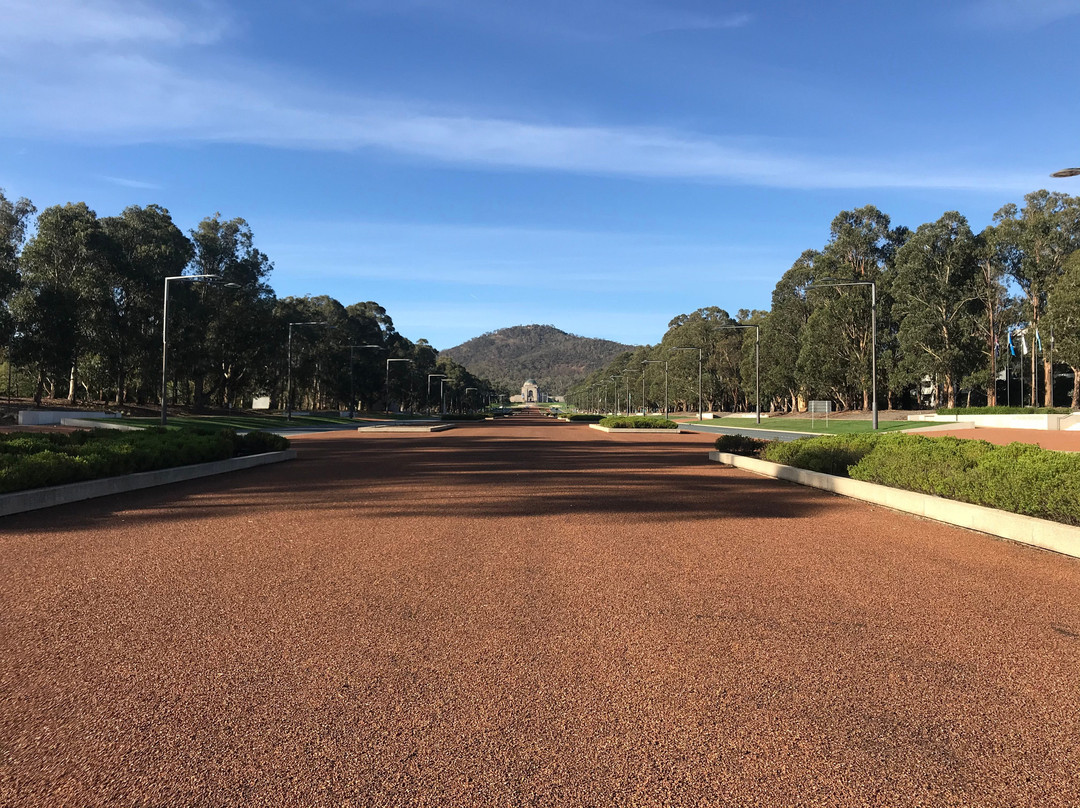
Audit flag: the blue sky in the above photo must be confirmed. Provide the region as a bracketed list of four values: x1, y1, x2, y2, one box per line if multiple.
[2, 0, 1079, 349]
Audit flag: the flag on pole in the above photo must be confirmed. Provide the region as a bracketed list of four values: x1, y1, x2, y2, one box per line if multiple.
[1036, 330, 1043, 352]
[1021, 334, 1029, 355]
[1008, 330, 1015, 356]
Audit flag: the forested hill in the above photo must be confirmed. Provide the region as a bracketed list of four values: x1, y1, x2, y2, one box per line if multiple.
[442, 325, 636, 395]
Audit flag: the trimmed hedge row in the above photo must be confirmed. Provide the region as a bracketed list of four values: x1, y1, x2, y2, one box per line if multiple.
[0, 428, 289, 494]
[598, 416, 678, 429]
[566, 414, 605, 422]
[713, 434, 769, 456]
[937, 406, 1072, 415]
[756, 433, 1080, 526]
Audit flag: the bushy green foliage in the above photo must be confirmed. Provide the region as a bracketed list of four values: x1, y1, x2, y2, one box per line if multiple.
[714, 433, 769, 455]
[236, 430, 290, 454]
[598, 416, 678, 429]
[566, 414, 604, 422]
[0, 427, 289, 493]
[760, 433, 882, 476]
[937, 406, 1072, 415]
[759, 432, 1080, 526]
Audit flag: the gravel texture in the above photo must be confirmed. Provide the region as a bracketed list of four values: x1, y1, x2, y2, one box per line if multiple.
[2, 412, 1079, 807]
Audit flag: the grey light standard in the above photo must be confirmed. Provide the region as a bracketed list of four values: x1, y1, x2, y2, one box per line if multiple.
[347, 344, 383, 418]
[465, 387, 478, 413]
[622, 369, 636, 414]
[287, 321, 331, 421]
[161, 273, 230, 426]
[717, 324, 761, 424]
[609, 376, 619, 415]
[642, 359, 668, 419]
[385, 358, 413, 413]
[428, 374, 446, 415]
[673, 346, 703, 421]
[807, 280, 878, 430]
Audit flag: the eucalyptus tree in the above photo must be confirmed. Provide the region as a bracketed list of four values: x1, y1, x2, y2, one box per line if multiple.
[186, 215, 276, 407]
[970, 225, 1013, 405]
[1046, 250, 1080, 408]
[761, 251, 817, 411]
[797, 206, 907, 410]
[993, 190, 1080, 406]
[660, 307, 740, 412]
[99, 205, 193, 403]
[891, 212, 981, 408]
[14, 203, 111, 403]
[0, 191, 35, 351]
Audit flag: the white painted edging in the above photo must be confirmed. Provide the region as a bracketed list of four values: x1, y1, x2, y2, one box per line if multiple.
[60, 418, 143, 431]
[708, 450, 1080, 559]
[0, 450, 297, 517]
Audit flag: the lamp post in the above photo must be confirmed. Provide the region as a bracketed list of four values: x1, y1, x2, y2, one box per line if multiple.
[622, 370, 636, 415]
[465, 387, 478, 412]
[642, 360, 669, 419]
[717, 325, 761, 424]
[807, 280, 877, 430]
[385, 358, 412, 413]
[609, 376, 619, 415]
[673, 346, 702, 420]
[439, 377, 451, 415]
[287, 321, 331, 421]
[428, 374, 446, 415]
[347, 344, 383, 418]
[161, 274, 231, 426]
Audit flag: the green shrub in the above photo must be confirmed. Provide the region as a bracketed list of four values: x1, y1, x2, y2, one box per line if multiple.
[598, 416, 678, 429]
[0, 426, 289, 494]
[760, 433, 881, 476]
[236, 430, 290, 454]
[714, 433, 770, 455]
[756, 431, 1080, 526]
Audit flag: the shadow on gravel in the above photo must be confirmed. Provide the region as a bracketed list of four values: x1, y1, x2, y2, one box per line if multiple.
[2, 418, 831, 532]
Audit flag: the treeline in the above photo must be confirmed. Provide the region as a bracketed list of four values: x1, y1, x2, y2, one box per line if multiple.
[569, 191, 1080, 414]
[0, 192, 507, 412]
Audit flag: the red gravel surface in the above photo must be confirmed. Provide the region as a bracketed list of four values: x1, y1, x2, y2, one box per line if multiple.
[2, 412, 1079, 807]
[916, 425, 1080, 451]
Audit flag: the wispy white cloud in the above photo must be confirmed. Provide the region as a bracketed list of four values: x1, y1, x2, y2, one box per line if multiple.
[0, 0, 227, 50]
[0, 2, 1040, 193]
[97, 175, 163, 190]
[960, 0, 1080, 29]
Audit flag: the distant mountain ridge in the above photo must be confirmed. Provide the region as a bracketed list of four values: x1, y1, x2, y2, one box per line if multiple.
[442, 325, 636, 395]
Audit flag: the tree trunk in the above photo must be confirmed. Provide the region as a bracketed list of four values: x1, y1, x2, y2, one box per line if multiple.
[1044, 358, 1053, 407]
[67, 360, 77, 404]
[33, 367, 45, 405]
[1071, 366, 1080, 410]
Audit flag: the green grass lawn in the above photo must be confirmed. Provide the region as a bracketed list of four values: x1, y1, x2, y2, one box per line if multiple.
[107, 413, 360, 431]
[691, 417, 946, 435]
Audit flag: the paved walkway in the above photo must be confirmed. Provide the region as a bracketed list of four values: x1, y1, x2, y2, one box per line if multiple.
[2, 412, 1079, 806]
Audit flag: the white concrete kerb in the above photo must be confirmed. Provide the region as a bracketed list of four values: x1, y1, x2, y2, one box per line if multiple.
[708, 450, 1080, 560]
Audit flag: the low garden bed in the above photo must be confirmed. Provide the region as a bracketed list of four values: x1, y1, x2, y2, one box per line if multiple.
[0, 428, 289, 494]
[599, 416, 678, 429]
[718, 432, 1080, 526]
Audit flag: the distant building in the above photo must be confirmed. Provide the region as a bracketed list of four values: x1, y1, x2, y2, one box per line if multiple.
[511, 378, 553, 404]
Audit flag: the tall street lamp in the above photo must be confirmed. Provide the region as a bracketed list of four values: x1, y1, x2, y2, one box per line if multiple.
[287, 321, 332, 421]
[622, 370, 636, 414]
[428, 374, 446, 414]
[642, 360, 669, 419]
[673, 346, 703, 420]
[161, 273, 232, 426]
[465, 387, 478, 412]
[386, 358, 413, 413]
[807, 280, 877, 430]
[609, 376, 619, 415]
[347, 344, 383, 418]
[717, 324, 761, 424]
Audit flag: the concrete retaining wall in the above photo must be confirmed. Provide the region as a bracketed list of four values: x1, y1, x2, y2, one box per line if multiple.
[907, 412, 1074, 430]
[19, 410, 120, 426]
[708, 450, 1080, 559]
[588, 424, 684, 434]
[0, 450, 296, 517]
